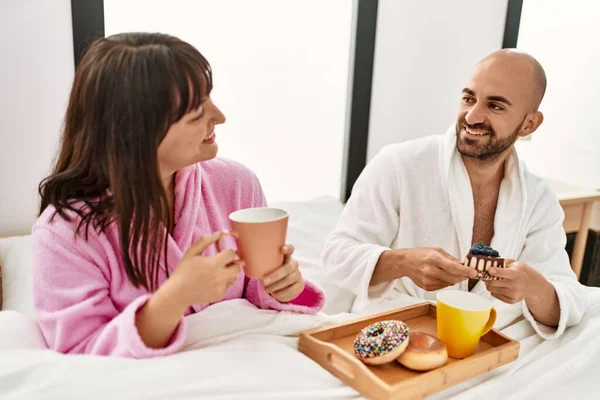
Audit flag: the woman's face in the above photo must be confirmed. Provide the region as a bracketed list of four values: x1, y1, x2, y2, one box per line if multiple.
[157, 96, 226, 178]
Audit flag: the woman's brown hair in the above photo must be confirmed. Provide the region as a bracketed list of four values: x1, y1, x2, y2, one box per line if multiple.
[39, 32, 212, 291]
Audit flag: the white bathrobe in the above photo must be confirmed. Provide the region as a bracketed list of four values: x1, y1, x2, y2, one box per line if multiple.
[322, 124, 588, 340]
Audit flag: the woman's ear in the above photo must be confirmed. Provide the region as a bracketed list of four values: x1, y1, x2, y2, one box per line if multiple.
[519, 111, 544, 138]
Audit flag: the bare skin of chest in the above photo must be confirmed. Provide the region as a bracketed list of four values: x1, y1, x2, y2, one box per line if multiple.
[468, 189, 500, 291]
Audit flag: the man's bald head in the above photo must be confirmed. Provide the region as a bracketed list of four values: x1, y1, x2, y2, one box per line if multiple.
[455, 49, 546, 162]
[476, 49, 547, 110]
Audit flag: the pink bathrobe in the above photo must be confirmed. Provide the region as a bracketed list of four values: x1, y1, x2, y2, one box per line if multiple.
[32, 158, 325, 358]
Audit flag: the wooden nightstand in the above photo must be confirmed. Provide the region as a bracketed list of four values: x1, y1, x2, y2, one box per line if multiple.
[546, 178, 600, 279]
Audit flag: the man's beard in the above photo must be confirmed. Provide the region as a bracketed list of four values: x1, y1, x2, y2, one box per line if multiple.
[455, 118, 523, 162]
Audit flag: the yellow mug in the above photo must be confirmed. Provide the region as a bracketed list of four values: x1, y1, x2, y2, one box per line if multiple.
[436, 290, 497, 359]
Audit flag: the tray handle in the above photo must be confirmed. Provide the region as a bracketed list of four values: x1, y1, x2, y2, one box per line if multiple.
[317, 341, 381, 383]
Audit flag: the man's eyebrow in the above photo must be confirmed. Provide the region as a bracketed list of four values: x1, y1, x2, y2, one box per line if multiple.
[488, 95, 512, 106]
[462, 88, 513, 106]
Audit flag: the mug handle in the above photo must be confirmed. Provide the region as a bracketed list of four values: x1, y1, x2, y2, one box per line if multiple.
[481, 307, 497, 336]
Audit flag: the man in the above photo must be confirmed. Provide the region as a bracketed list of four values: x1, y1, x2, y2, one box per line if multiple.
[322, 49, 587, 339]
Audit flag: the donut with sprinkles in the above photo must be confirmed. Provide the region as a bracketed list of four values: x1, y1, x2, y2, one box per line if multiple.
[353, 320, 410, 365]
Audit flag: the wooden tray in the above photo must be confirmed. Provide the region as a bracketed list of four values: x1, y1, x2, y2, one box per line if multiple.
[298, 302, 519, 400]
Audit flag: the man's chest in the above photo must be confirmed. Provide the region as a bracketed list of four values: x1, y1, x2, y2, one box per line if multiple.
[469, 189, 500, 291]
[471, 189, 500, 246]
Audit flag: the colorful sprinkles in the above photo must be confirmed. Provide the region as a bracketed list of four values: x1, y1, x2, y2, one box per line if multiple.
[353, 320, 409, 359]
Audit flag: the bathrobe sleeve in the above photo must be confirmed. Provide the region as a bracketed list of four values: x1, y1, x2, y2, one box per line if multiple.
[32, 226, 186, 358]
[519, 184, 588, 339]
[322, 146, 406, 310]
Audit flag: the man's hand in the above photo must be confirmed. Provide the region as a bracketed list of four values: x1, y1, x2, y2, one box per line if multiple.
[486, 261, 560, 327]
[372, 248, 477, 291]
[485, 261, 545, 304]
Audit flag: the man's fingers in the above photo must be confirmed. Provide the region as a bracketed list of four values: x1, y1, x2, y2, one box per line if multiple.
[436, 248, 459, 262]
[484, 278, 511, 290]
[430, 267, 461, 285]
[485, 280, 518, 298]
[436, 256, 478, 279]
[488, 266, 517, 280]
[421, 277, 453, 291]
[449, 272, 473, 284]
[489, 290, 519, 304]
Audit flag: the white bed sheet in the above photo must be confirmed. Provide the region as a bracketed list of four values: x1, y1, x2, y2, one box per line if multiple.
[1, 290, 600, 400]
[1, 196, 599, 399]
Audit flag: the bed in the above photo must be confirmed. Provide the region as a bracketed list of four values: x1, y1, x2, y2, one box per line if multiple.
[1, 196, 600, 399]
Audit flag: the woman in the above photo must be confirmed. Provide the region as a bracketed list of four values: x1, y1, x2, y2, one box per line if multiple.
[33, 32, 324, 358]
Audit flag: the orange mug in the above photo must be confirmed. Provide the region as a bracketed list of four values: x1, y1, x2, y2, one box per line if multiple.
[228, 207, 289, 278]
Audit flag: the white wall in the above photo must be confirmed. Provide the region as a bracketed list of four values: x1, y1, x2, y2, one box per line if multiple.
[105, 0, 353, 203]
[367, 0, 509, 161]
[514, 0, 600, 190]
[0, 0, 75, 236]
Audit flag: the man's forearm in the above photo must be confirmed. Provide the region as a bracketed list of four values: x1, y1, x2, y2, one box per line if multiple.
[526, 280, 560, 327]
[370, 250, 406, 286]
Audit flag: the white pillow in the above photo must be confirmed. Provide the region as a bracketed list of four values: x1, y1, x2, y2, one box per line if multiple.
[0, 235, 35, 318]
[0, 310, 46, 350]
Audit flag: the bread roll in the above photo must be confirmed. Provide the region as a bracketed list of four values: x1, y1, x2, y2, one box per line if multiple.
[397, 332, 448, 371]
